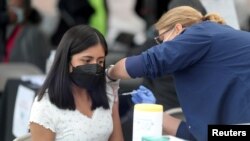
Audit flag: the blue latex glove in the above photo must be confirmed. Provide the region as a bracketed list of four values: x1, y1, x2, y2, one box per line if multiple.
[131, 85, 156, 104]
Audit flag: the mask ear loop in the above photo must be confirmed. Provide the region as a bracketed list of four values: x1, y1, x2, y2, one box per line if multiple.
[163, 28, 175, 42]
[69, 62, 75, 72]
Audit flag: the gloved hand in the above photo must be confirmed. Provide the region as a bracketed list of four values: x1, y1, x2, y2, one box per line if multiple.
[131, 85, 156, 104]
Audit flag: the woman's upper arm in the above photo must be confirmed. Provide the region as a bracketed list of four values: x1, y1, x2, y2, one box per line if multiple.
[30, 122, 55, 141]
[109, 100, 124, 141]
[29, 96, 57, 141]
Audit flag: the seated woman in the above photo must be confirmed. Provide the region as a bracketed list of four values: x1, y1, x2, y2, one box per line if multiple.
[29, 25, 124, 141]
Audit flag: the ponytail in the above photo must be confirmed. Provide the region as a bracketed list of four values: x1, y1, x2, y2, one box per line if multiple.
[202, 13, 226, 24]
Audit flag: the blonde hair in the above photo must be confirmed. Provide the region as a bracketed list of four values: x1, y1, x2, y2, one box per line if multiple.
[155, 6, 226, 31]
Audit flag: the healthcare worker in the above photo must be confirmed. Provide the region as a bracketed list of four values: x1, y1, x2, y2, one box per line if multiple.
[106, 6, 250, 141]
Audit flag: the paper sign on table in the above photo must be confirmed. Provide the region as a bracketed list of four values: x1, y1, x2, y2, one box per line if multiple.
[12, 85, 35, 137]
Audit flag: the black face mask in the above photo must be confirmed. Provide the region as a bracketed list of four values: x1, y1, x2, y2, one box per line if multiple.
[70, 64, 105, 90]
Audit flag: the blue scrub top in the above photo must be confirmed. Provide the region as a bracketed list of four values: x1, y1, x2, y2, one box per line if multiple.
[125, 21, 250, 141]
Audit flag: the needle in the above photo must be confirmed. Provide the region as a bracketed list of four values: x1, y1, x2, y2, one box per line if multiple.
[121, 92, 133, 96]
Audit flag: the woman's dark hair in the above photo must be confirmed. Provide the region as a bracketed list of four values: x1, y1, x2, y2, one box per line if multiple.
[37, 24, 109, 110]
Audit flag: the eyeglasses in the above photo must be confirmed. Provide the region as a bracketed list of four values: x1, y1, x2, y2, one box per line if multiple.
[154, 30, 170, 44]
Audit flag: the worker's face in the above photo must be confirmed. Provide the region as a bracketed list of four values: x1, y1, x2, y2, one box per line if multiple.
[155, 24, 185, 44]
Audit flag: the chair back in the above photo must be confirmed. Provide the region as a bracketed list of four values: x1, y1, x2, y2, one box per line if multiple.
[0, 63, 43, 92]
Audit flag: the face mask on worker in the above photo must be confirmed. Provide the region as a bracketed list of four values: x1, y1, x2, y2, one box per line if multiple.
[70, 64, 104, 90]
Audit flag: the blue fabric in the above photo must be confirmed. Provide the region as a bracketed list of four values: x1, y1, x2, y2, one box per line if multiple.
[125, 55, 144, 78]
[125, 21, 250, 141]
[176, 121, 196, 140]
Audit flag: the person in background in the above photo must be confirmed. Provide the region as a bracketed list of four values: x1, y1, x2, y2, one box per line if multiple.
[5, 0, 50, 72]
[106, 6, 250, 141]
[168, 0, 206, 15]
[29, 25, 124, 141]
[0, 0, 17, 61]
[50, 0, 94, 47]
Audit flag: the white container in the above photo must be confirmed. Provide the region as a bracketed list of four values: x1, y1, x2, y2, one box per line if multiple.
[132, 104, 163, 141]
